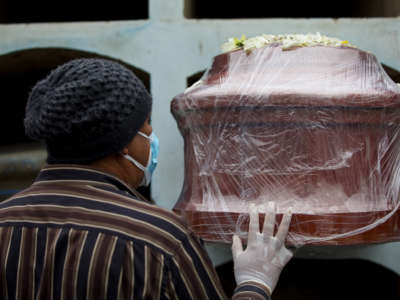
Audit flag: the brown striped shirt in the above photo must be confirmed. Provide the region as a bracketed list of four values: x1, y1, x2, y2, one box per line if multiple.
[0, 165, 270, 300]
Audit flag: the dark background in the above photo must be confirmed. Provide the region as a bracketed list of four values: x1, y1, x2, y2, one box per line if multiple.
[0, 0, 397, 23]
[216, 258, 400, 299]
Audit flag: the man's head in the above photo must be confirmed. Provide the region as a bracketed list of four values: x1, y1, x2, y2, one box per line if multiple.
[24, 58, 152, 165]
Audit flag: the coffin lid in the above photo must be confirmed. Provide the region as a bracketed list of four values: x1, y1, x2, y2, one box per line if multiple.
[172, 45, 400, 112]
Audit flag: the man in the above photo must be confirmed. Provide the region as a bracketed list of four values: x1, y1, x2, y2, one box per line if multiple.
[0, 58, 293, 299]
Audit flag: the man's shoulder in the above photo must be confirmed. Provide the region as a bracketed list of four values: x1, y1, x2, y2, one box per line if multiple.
[1, 182, 197, 255]
[127, 197, 193, 243]
[97, 185, 189, 229]
[88, 185, 195, 250]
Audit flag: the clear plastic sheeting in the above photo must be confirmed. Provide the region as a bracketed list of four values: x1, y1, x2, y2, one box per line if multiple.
[171, 41, 400, 246]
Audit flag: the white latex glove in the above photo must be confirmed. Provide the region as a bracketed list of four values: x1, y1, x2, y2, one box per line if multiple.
[232, 202, 293, 294]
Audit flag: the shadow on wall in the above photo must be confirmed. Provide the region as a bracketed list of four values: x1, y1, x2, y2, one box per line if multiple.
[0, 48, 151, 200]
[383, 64, 400, 83]
[0, 0, 148, 23]
[184, 0, 400, 18]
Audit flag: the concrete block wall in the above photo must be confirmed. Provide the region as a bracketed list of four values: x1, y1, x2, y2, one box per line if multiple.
[1, 0, 400, 273]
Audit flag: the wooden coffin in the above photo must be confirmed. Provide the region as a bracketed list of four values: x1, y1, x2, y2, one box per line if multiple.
[171, 45, 400, 245]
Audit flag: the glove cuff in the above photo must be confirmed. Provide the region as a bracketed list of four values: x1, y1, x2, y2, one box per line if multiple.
[236, 280, 272, 297]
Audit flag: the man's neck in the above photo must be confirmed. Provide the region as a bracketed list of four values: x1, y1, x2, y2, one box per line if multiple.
[88, 154, 142, 189]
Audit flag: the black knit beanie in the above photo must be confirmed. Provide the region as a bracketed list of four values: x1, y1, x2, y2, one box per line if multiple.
[24, 58, 152, 164]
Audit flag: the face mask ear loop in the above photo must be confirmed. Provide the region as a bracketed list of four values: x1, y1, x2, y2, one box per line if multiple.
[122, 131, 152, 170]
[137, 131, 152, 167]
[123, 153, 146, 171]
[122, 131, 155, 187]
[138, 131, 151, 140]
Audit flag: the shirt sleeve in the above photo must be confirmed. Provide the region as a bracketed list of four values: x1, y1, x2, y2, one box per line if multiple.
[165, 230, 271, 300]
[232, 281, 271, 300]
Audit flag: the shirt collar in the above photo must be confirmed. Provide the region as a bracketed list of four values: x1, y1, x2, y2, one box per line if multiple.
[33, 164, 152, 203]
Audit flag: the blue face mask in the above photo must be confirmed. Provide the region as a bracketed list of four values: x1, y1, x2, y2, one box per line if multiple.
[124, 131, 159, 187]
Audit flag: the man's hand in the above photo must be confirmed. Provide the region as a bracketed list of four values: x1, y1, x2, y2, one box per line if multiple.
[232, 202, 293, 295]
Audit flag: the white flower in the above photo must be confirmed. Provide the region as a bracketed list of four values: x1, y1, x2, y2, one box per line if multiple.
[221, 38, 240, 53]
[221, 33, 356, 53]
[243, 36, 269, 51]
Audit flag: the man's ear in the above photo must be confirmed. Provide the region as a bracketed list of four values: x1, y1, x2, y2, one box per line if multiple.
[121, 147, 129, 155]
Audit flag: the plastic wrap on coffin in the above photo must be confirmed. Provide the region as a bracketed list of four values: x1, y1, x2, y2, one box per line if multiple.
[171, 45, 400, 245]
